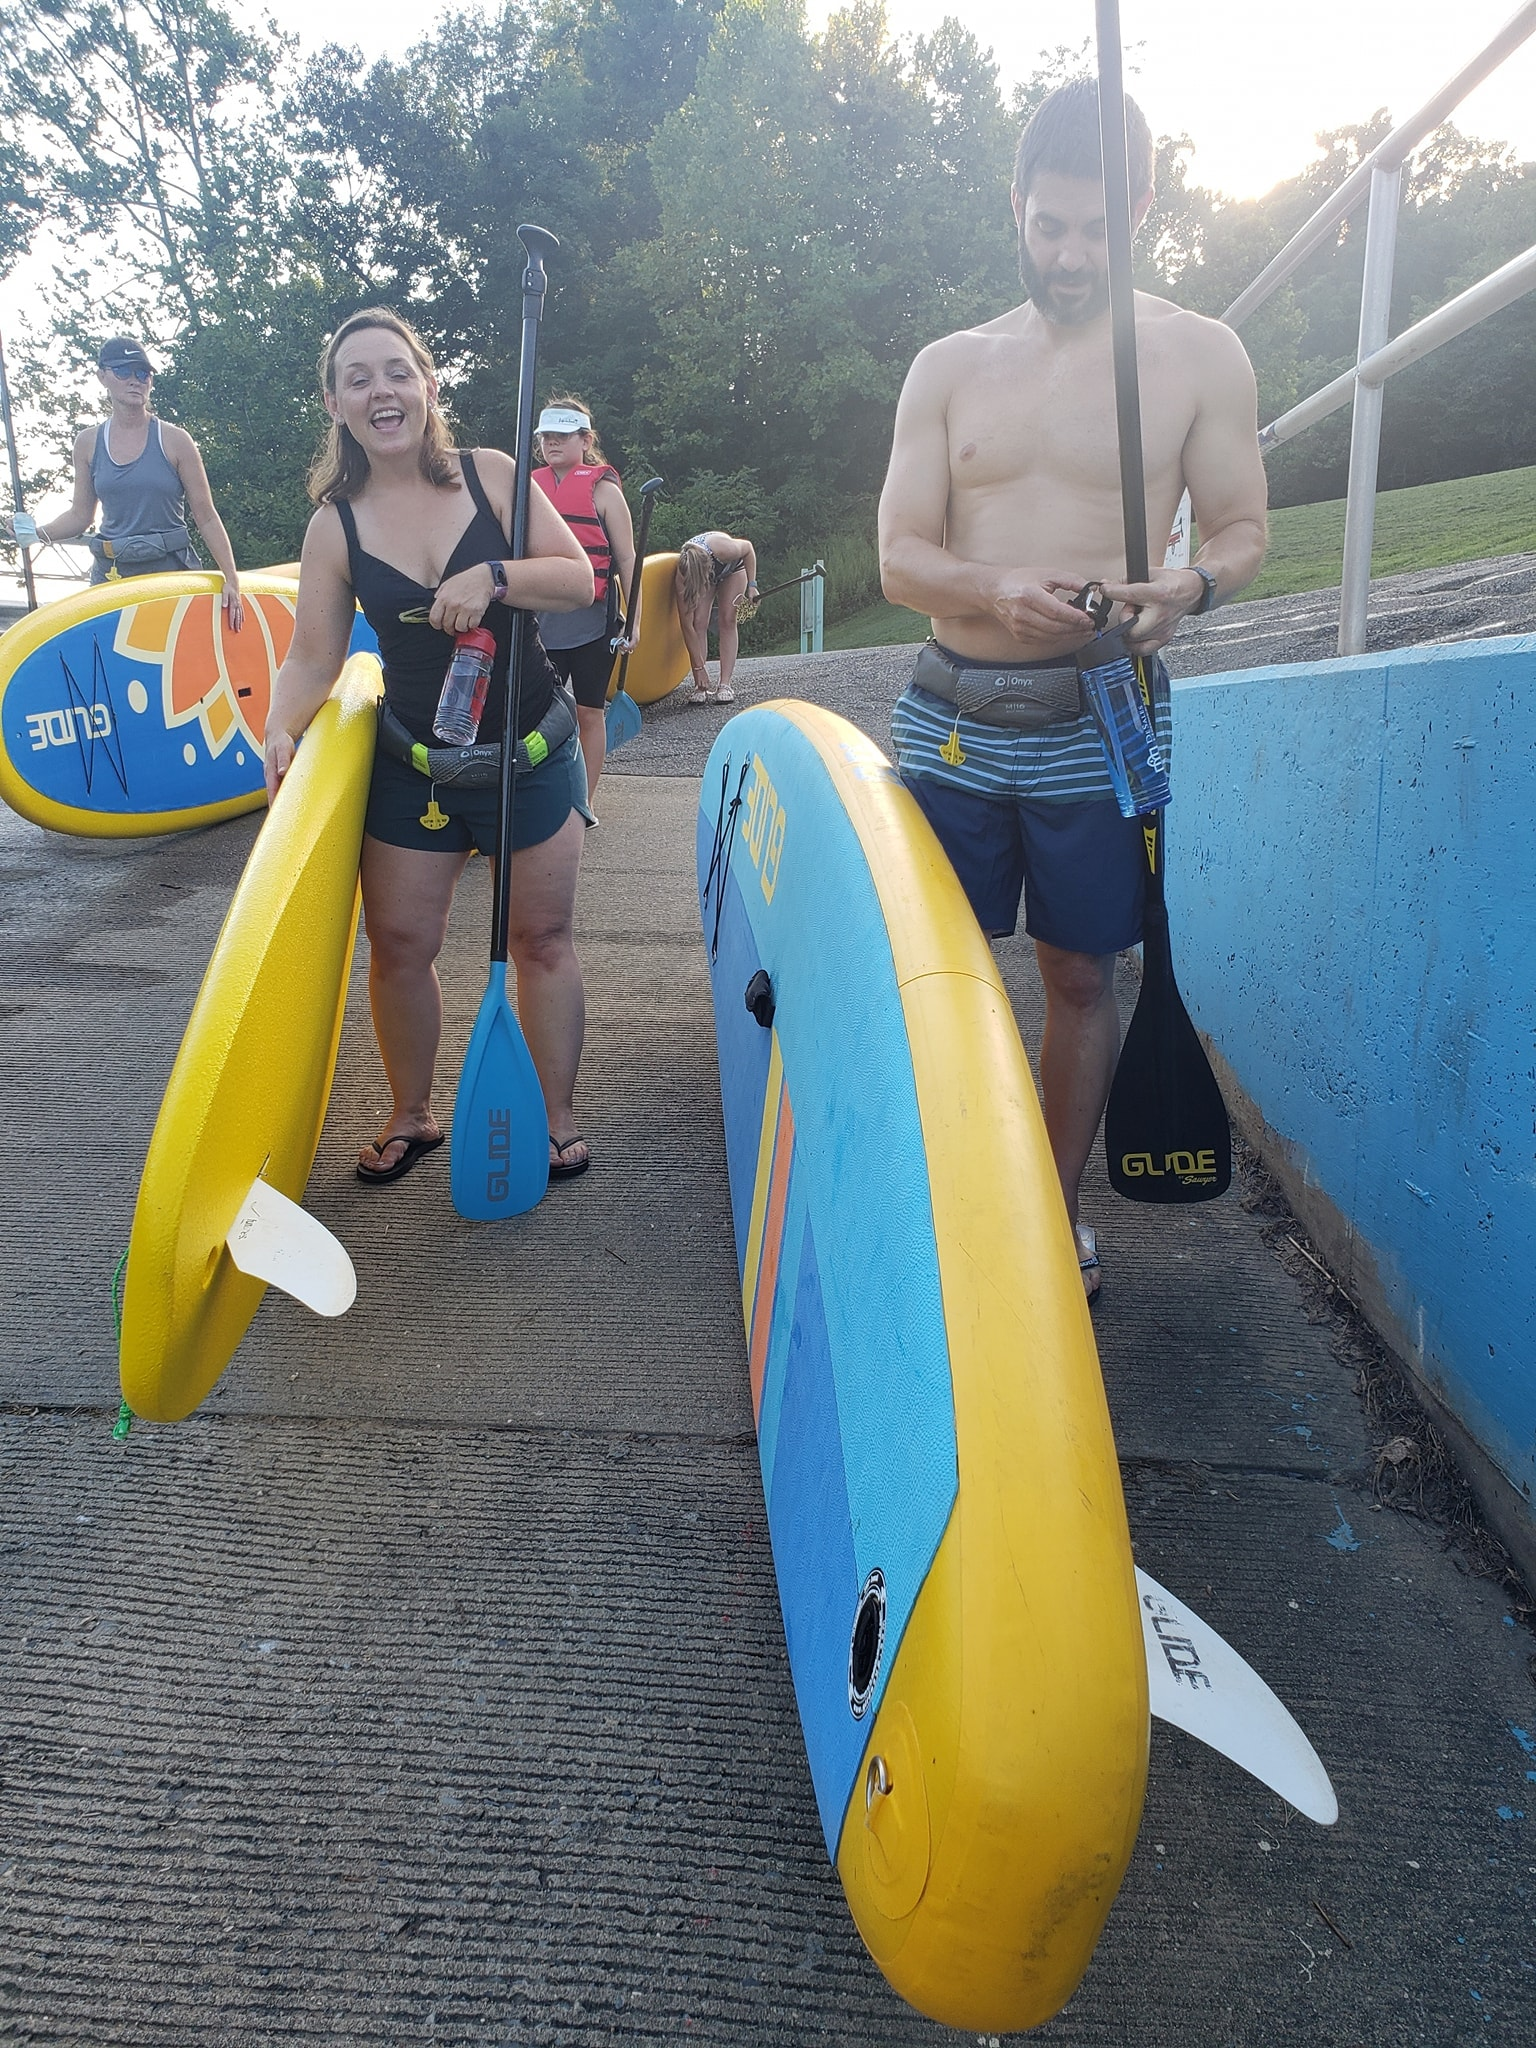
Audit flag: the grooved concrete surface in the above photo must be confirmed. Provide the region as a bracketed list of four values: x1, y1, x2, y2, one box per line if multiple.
[4, 648, 1536, 2041]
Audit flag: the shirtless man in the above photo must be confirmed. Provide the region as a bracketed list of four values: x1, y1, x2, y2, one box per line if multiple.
[879, 78, 1267, 1301]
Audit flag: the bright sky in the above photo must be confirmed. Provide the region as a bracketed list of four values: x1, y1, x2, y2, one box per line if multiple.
[254, 0, 1536, 200]
[7, 0, 1536, 596]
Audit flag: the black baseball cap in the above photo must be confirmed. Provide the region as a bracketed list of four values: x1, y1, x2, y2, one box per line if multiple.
[97, 336, 154, 373]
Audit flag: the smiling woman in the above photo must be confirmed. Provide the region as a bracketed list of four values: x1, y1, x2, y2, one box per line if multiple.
[264, 306, 597, 1188]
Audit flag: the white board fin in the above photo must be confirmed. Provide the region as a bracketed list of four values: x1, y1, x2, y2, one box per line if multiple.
[225, 1177, 357, 1318]
[1136, 1567, 1338, 1825]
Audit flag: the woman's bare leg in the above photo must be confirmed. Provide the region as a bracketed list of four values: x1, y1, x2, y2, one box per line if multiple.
[713, 567, 747, 699]
[358, 835, 471, 1169]
[502, 808, 588, 1163]
[676, 577, 712, 698]
[576, 702, 606, 805]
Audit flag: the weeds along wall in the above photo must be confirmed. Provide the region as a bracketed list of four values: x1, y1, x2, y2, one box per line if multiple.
[1165, 637, 1536, 1575]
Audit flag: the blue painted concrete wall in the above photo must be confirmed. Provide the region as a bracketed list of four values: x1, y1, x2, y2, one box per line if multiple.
[1167, 634, 1536, 1523]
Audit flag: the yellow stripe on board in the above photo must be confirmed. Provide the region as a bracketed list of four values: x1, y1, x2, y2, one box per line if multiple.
[739, 1032, 784, 1349]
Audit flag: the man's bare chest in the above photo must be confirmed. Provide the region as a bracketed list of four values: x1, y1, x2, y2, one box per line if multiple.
[946, 343, 1194, 495]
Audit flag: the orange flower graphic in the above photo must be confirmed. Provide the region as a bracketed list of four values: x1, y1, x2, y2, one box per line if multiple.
[113, 590, 296, 756]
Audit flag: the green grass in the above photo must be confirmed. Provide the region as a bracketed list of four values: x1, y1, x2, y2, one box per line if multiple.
[790, 464, 1536, 652]
[1245, 463, 1536, 600]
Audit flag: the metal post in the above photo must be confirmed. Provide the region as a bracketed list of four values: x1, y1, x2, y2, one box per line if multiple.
[1338, 164, 1403, 657]
[0, 325, 38, 612]
[810, 561, 824, 654]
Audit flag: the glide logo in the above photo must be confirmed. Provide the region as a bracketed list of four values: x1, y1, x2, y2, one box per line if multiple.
[1122, 1148, 1218, 1184]
[1141, 1587, 1212, 1692]
[486, 1106, 511, 1202]
[741, 753, 787, 904]
[27, 704, 113, 750]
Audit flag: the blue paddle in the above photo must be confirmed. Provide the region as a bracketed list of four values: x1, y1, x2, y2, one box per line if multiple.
[604, 474, 663, 753]
[450, 223, 560, 1220]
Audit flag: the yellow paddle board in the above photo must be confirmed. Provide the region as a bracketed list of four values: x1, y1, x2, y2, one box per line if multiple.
[119, 654, 383, 1423]
[607, 551, 690, 705]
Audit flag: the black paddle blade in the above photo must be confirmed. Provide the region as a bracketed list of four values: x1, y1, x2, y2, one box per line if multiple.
[1105, 895, 1231, 1203]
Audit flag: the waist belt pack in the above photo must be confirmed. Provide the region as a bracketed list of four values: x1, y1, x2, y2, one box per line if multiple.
[87, 526, 195, 566]
[376, 685, 577, 788]
[911, 640, 1083, 730]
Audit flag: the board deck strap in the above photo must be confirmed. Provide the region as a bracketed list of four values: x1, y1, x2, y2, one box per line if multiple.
[0, 569, 377, 837]
[698, 701, 1147, 2031]
[118, 654, 383, 1423]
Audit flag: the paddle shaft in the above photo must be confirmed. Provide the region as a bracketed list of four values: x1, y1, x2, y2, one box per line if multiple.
[0, 325, 38, 611]
[1095, 0, 1161, 897]
[611, 475, 663, 676]
[491, 225, 560, 967]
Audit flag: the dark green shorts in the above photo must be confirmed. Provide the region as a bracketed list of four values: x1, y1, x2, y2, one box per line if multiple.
[364, 731, 591, 856]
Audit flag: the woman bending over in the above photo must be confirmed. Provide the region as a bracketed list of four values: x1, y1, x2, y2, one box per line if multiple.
[674, 529, 757, 705]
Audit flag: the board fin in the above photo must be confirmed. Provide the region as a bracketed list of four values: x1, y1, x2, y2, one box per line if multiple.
[225, 1177, 357, 1317]
[1137, 1568, 1338, 1825]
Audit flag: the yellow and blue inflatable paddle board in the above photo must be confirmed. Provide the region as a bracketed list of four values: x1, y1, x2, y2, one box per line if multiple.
[119, 654, 383, 1424]
[0, 570, 377, 837]
[697, 703, 1148, 2032]
[607, 551, 689, 705]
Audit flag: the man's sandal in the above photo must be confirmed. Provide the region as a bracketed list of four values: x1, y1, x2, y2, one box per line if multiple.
[1076, 1223, 1102, 1308]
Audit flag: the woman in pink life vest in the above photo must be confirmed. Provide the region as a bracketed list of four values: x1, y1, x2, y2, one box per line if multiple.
[531, 398, 639, 810]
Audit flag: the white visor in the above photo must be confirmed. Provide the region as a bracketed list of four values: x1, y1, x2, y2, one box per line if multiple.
[537, 406, 590, 436]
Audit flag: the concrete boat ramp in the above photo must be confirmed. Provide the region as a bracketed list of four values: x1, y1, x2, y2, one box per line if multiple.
[3, 648, 1534, 2045]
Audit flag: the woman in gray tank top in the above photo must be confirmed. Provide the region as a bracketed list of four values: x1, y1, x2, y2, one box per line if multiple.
[6, 336, 244, 628]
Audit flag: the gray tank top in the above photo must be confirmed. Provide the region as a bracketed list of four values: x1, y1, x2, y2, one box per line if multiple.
[89, 418, 197, 569]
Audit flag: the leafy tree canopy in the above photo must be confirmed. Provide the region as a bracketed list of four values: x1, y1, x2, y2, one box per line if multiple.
[2, 0, 1533, 585]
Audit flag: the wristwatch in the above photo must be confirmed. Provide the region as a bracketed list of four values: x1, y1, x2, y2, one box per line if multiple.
[486, 559, 508, 603]
[1187, 563, 1218, 614]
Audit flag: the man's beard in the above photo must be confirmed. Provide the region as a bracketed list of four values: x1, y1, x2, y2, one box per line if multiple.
[1019, 235, 1110, 326]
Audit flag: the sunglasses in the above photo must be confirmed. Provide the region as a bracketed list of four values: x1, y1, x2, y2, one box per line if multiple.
[107, 364, 152, 381]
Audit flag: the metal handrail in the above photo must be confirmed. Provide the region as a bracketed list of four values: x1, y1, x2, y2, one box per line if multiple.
[1215, 2, 1536, 653]
[1223, 0, 1536, 330]
[1259, 241, 1536, 450]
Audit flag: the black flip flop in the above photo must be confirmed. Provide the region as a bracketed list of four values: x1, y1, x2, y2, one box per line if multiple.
[549, 1135, 590, 1180]
[356, 1131, 445, 1185]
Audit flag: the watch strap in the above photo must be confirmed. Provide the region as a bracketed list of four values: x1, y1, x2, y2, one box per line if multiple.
[486, 559, 508, 603]
[1189, 563, 1218, 614]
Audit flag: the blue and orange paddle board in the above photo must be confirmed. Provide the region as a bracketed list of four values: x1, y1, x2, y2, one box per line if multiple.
[697, 702, 1148, 2031]
[0, 570, 377, 837]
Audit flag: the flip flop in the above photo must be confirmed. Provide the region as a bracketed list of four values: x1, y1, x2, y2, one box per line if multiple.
[549, 1134, 590, 1180]
[1076, 1223, 1101, 1308]
[356, 1130, 445, 1185]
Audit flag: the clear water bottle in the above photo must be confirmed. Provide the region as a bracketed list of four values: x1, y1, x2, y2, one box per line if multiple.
[433, 626, 497, 745]
[1076, 627, 1172, 819]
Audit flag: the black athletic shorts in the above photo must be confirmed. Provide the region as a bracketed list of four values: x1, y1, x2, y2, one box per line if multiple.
[544, 637, 614, 710]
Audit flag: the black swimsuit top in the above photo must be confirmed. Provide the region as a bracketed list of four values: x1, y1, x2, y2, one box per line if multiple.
[335, 450, 554, 744]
